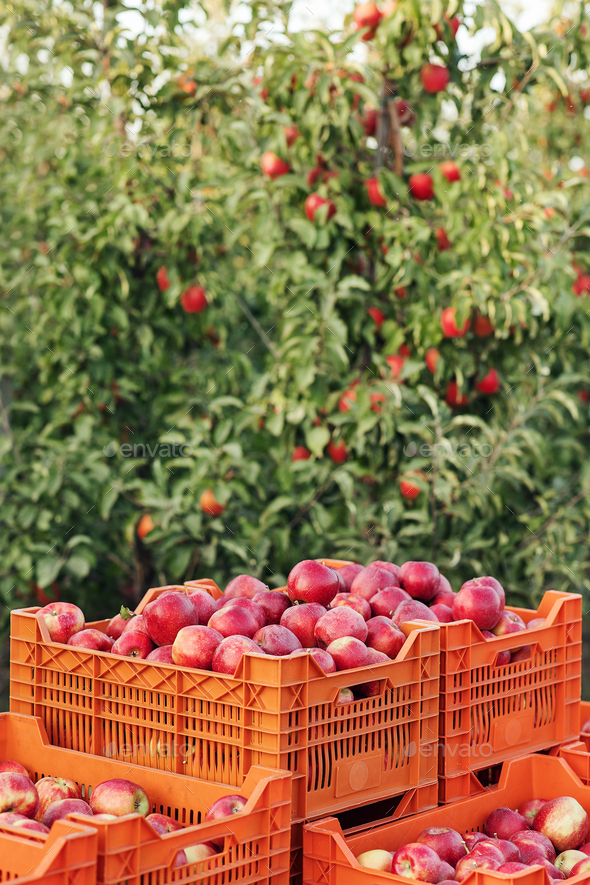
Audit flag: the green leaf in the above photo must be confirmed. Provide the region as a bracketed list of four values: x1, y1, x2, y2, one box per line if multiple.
[306, 426, 330, 456]
[37, 556, 62, 589]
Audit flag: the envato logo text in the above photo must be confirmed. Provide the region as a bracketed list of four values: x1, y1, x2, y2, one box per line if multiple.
[404, 142, 493, 161]
[403, 441, 493, 459]
[103, 142, 193, 159]
[103, 442, 193, 458]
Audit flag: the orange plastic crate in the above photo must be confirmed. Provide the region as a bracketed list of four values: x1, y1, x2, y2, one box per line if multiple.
[10, 582, 440, 820]
[437, 590, 581, 801]
[0, 817, 97, 885]
[0, 712, 291, 885]
[303, 754, 590, 885]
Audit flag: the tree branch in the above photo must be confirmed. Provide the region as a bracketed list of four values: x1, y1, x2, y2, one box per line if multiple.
[387, 100, 404, 177]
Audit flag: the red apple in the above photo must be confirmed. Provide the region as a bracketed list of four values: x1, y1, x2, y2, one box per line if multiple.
[208, 606, 259, 639]
[68, 628, 113, 651]
[147, 812, 184, 834]
[12, 819, 49, 833]
[474, 315, 494, 336]
[335, 563, 364, 591]
[185, 842, 219, 867]
[253, 625, 302, 656]
[305, 194, 336, 223]
[570, 857, 590, 877]
[369, 307, 386, 331]
[425, 348, 440, 374]
[417, 827, 467, 866]
[0, 773, 39, 818]
[329, 593, 372, 620]
[462, 832, 487, 851]
[468, 841, 506, 863]
[146, 646, 175, 663]
[289, 647, 336, 672]
[534, 797, 589, 851]
[122, 614, 150, 635]
[35, 777, 82, 823]
[90, 779, 149, 817]
[211, 636, 261, 675]
[369, 587, 410, 617]
[433, 575, 454, 604]
[327, 439, 348, 462]
[477, 368, 500, 395]
[430, 604, 453, 623]
[555, 850, 589, 875]
[287, 560, 340, 606]
[315, 608, 368, 647]
[292, 446, 311, 461]
[527, 618, 546, 629]
[172, 625, 224, 669]
[366, 616, 405, 658]
[111, 630, 154, 659]
[452, 583, 503, 631]
[326, 636, 370, 671]
[399, 561, 440, 601]
[464, 575, 505, 607]
[511, 830, 556, 863]
[455, 855, 500, 882]
[252, 591, 290, 625]
[365, 177, 387, 207]
[0, 811, 28, 824]
[106, 611, 133, 640]
[436, 228, 451, 251]
[357, 849, 394, 871]
[180, 286, 207, 313]
[367, 561, 400, 577]
[392, 599, 439, 627]
[492, 611, 526, 645]
[143, 592, 199, 646]
[441, 307, 470, 337]
[224, 575, 268, 599]
[392, 843, 442, 883]
[484, 840, 520, 863]
[261, 151, 290, 179]
[219, 598, 266, 630]
[0, 762, 29, 777]
[445, 380, 467, 407]
[285, 125, 300, 146]
[517, 800, 549, 827]
[38, 602, 85, 643]
[205, 794, 248, 847]
[353, 1, 382, 39]
[497, 863, 528, 874]
[186, 590, 218, 625]
[156, 266, 170, 292]
[484, 807, 530, 840]
[280, 603, 327, 647]
[350, 566, 400, 601]
[421, 64, 450, 93]
[409, 174, 434, 200]
[43, 798, 93, 827]
[439, 161, 461, 183]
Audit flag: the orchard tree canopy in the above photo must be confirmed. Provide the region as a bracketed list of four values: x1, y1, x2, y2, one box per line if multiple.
[1, 0, 590, 627]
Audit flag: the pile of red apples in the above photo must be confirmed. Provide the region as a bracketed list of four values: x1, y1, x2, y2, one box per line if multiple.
[35, 557, 538, 680]
[0, 760, 244, 868]
[356, 797, 590, 882]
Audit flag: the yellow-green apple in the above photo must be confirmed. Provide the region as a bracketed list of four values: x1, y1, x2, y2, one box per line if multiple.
[416, 826, 467, 866]
[555, 850, 589, 875]
[0, 761, 28, 777]
[409, 173, 434, 200]
[337, 688, 355, 704]
[289, 647, 336, 673]
[172, 625, 224, 669]
[89, 779, 150, 817]
[13, 819, 49, 833]
[392, 599, 438, 627]
[484, 807, 530, 840]
[185, 842, 218, 870]
[43, 798, 92, 827]
[68, 629, 114, 651]
[253, 625, 302, 655]
[392, 843, 442, 882]
[369, 587, 410, 617]
[350, 566, 400, 601]
[510, 829, 555, 862]
[280, 603, 327, 647]
[367, 561, 400, 578]
[146, 645, 175, 663]
[147, 813, 184, 834]
[336, 563, 364, 590]
[261, 151, 290, 179]
[315, 608, 368, 647]
[219, 598, 266, 630]
[252, 591, 290, 625]
[534, 797, 589, 851]
[329, 593, 372, 620]
[421, 63, 450, 93]
[144, 592, 199, 646]
[208, 606, 260, 639]
[287, 560, 340, 606]
[452, 582, 503, 631]
[205, 795, 247, 847]
[398, 562, 440, 601]
[441, 307, 470, 338]
[356, 849, 394, 871]
[366, 617, 405, 657]
[211, 636, 261, 675]
[430, 604, 453, 622]
[186, 590, 217, 625]
[455, 854, 500, 881]
[35, 777, 82, 822]
[38, 602, 85, 643]
[527, 618, 546, 629]
[326, 636, 371, 670]
[224, 575, 268, 599]
[112, 630, 154, 659]
[0, 773, 39, 817]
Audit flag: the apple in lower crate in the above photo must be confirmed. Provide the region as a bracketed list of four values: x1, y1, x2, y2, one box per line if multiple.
[315, 608, 368, 647]
[452, 582, 503, 631]
[392, 599, 438, 627]
[252, 591, 290, 625]
[356, 849, 394, 871]
[187, 590, 217, 625]
[367, 561, 400, 578]
[38, 602, 85, 643]
[510, 829, 556, 862]
[172, 625, 224, 669]
[0, 773, 39, 817]
[68, 629, 114, 651]
[366, 616, 405, 657]
[89, 779, 150, 817]
[534, 797, 590, 851]
[554, 850, 589, 875]
[484, 807, 530, 840]
[211, 636, 261, 675]
[392, 843, 442, 882]
[219, 598, 266, 630]
[208, 606, 260, 639]
[185, 842, 219, 870]
[289, 647, 336, 673]
[455, 854, 500, 881]
[112, 630, 154, 659]
[337, 688, 355, 704]
[430, 604, 453, 623]
[224, 574, 268, 599]
[35, 776, 82, 822]
[518, 798, 548, 826]
[398, 562, 441, 602]
[511, 646, 531, 663]
[14, 819, 49, 833]
[369, 587, 410, 618]
[326, 636, 370, 670]
[527, 618, 546, 629]
[416, 827, 467, 866]
[337, 563, 365, 590]
[92, 814, 118, 821]
[43, 798, 93, 827]
[205, 795, 247, 848]
[329, 593, 372, 621]
[0, 761, 29, 777]
[287, 560, 340, 607]
[147, 813, 184, 834]
[144, 592, 199, 646]
[280, 603, 326, 647]
[176, 850, 188, 868]
[146, 645, 175, 663]
[350, 567, 400, 601]
[253, 625, 302, 655]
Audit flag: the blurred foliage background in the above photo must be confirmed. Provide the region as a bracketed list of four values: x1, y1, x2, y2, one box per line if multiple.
[1, 0, 590, 645]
